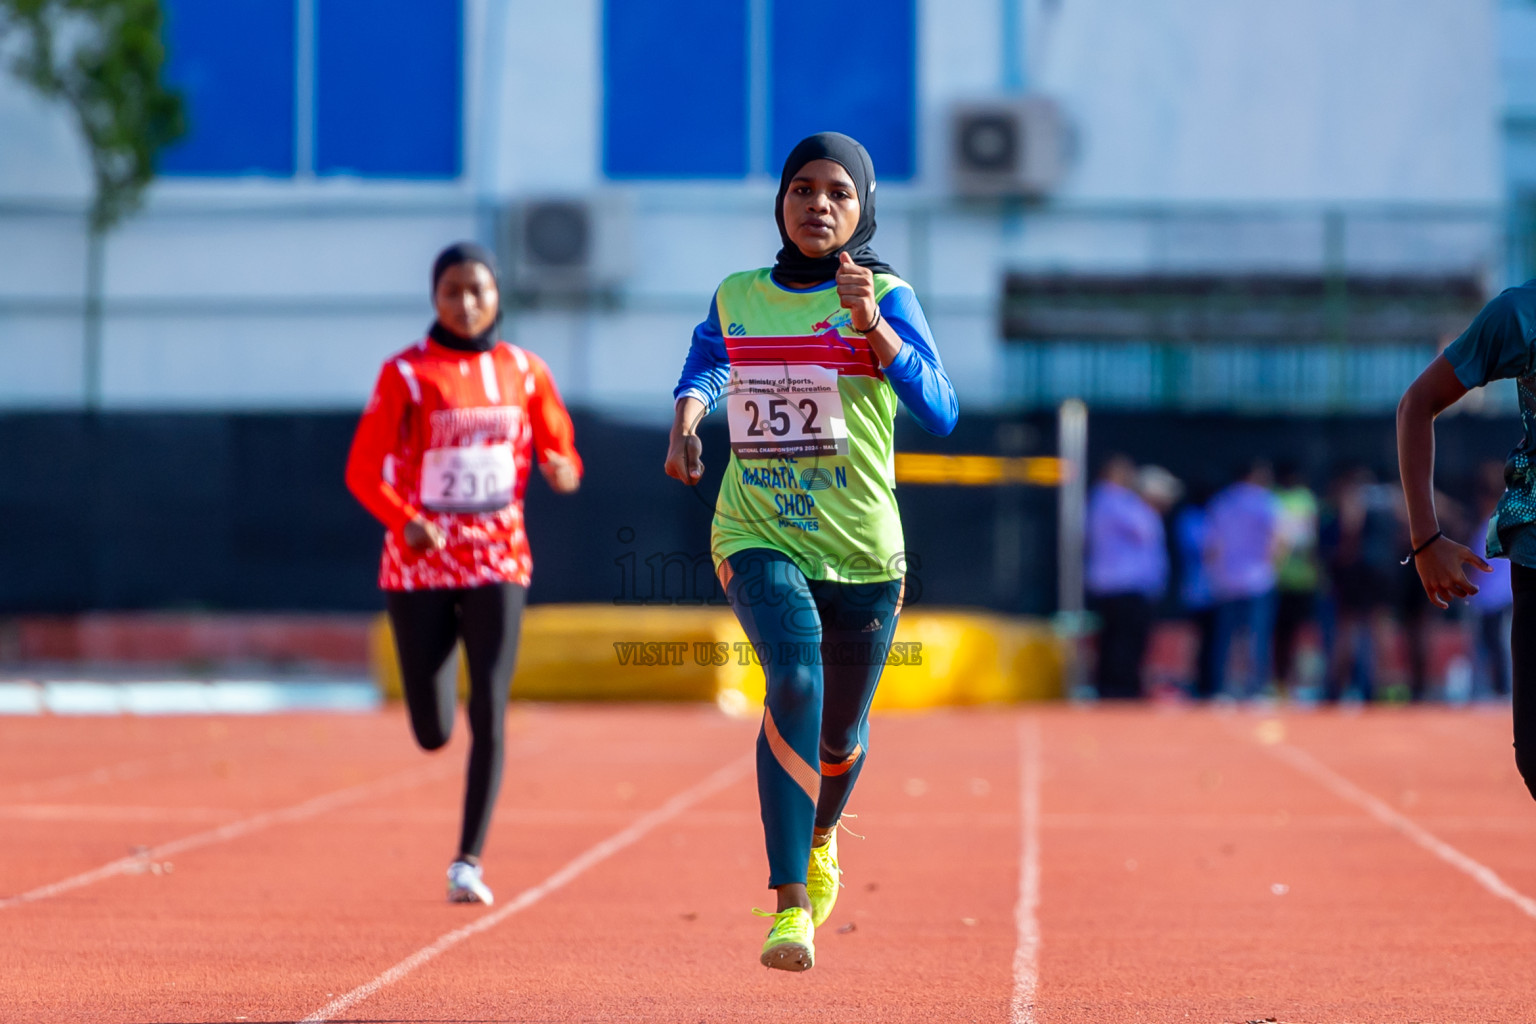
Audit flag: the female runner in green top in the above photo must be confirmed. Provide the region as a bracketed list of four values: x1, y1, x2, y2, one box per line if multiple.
[666, 132, 957, 971]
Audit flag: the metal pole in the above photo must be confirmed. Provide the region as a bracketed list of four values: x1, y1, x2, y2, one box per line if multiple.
[747, 0, 771, 178]
[1001, 0, 1025, 93]
[1056, 398, 1088, 694]
[294, 0, 316, 178]
[82, 227, 104, 410]
[1056, 398, 1087, 620]
[992, 421, 1029, 609]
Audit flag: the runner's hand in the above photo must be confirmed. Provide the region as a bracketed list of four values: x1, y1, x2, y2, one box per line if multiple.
[836, 252, 878, 332]
[403, 516, 447, 552]
[1413, 537, 1491, 609]
[540, 453, 581, 494]
[665, 432, 704, 485]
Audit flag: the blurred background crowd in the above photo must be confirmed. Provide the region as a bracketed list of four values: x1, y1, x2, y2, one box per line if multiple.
[1085, 449, 1513, 703]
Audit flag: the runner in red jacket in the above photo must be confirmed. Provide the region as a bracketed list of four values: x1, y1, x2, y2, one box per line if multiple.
[347, 242, 581, 905]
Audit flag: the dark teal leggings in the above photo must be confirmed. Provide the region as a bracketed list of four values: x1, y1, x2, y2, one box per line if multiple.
[723, 548, 904, 888]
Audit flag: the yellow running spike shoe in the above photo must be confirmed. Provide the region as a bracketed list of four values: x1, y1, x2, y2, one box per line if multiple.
[806, 831, 842, 926]
[753, 906, 815, 971]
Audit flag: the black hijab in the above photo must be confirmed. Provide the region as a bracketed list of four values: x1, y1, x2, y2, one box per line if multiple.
[428, 241, 502, 353]
[771, 132, 896, 287]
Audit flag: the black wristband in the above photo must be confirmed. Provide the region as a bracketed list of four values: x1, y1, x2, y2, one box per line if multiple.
[856, 308, 882, 334]
[1401, 530, 1443, 565]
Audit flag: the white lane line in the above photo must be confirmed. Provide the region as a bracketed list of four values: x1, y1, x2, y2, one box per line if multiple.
[1010, 717, 1043, 1024]
[1267, 741, 1536, 921]
[0, 760, 455, 910]
[301, 754, 754, 1024]
[0, 804, 238, 823]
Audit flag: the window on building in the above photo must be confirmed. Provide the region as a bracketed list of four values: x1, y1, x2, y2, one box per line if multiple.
[769, 0, 916, 181]
[159, 0, 462, 179]
[602, 0, 916, 180]
[603, 0, 750, 178]
[159, 0, 296, 175]
[316, 0, 462, 178]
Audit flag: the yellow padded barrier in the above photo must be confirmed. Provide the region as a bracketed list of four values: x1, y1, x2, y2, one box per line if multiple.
[371, 605, 1066, 711]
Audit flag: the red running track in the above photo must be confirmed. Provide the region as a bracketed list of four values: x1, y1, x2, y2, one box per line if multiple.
[3, 704, 1536, 1023]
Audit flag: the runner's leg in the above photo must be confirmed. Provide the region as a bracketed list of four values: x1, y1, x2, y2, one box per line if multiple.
[813, 576, 902, 829]
[455, 582, 527, 860]
[386, 588, 462, 751]
[725, 548, 824, 889]
[1509, 565, 1536, 801]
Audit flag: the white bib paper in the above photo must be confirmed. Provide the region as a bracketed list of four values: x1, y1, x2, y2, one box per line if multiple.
[420, 444, 514, 513]
[725, 363, 848, 459]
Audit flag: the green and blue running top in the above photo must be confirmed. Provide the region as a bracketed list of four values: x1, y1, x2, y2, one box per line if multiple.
[673, 268, 957, 583]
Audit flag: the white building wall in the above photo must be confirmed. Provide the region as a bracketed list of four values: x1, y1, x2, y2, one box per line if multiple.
[0, 0, 1506, 413]
[1035, 0, 1500, 203]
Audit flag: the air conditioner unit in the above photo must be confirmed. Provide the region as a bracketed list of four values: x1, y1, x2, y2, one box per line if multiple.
[949, 96, 1071, 199]
[500, 195, 629, 297]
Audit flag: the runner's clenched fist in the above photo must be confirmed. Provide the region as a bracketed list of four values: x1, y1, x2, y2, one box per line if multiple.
[835, 252, 878, 332]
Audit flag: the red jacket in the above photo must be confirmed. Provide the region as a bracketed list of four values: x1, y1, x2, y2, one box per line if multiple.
[346, 337, 582, 590]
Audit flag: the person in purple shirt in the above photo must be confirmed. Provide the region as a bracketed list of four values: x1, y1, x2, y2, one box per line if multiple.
[1086, 455, 1168, 699]
[1205, 460, 1280, 698]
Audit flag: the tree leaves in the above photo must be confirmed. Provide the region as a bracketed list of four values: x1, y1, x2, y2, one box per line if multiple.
[1, 0, 185, 233]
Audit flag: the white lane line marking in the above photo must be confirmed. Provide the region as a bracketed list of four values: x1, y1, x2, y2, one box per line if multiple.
[0, 805, 239, 823]
[0, 751, 193, 801]
[301, 754, 754, 1024]
[1011, 717, 1042, 1024]
[0, 761, 455, 910]
[1267, 742, 1536, 921]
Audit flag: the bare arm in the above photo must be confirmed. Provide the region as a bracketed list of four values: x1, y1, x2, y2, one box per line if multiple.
[1396, 354, 1490, 607]
[664, 395, 708, 485]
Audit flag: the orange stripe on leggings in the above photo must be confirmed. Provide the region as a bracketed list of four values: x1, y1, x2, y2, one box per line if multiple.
[762, 707, 820, 803]
[820, 744, 863, 777]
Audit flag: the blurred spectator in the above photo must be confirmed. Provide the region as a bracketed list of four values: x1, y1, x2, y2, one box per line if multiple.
[1469, 461, 1513, 699]
[1271, 461, 1321, 695]
[1172, 480, 1218, 700]
[1086, 455, 1168, 699]
[1319, 466, 1396, 702]
[1137, 465, 1185, 694]
[1206, 460, 1279, 698]
[1387, 480, 1463, 702]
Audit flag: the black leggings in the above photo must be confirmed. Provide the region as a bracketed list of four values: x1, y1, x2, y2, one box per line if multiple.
[386, 582, 527, 859]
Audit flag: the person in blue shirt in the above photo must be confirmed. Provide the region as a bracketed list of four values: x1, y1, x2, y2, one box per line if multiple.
[1084, 455, 1168, 699]
[1172, 481, 1219, 699]
[1397, 279, 1536, 797]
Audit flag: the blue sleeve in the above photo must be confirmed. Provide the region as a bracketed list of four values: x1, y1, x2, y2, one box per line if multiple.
[1444, 291, 1533, 389]
[673, 290, 731, 409]
[878, 285, 959, 436]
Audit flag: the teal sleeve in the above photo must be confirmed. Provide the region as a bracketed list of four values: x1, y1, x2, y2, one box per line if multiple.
[1444, 291, 1533, 388]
